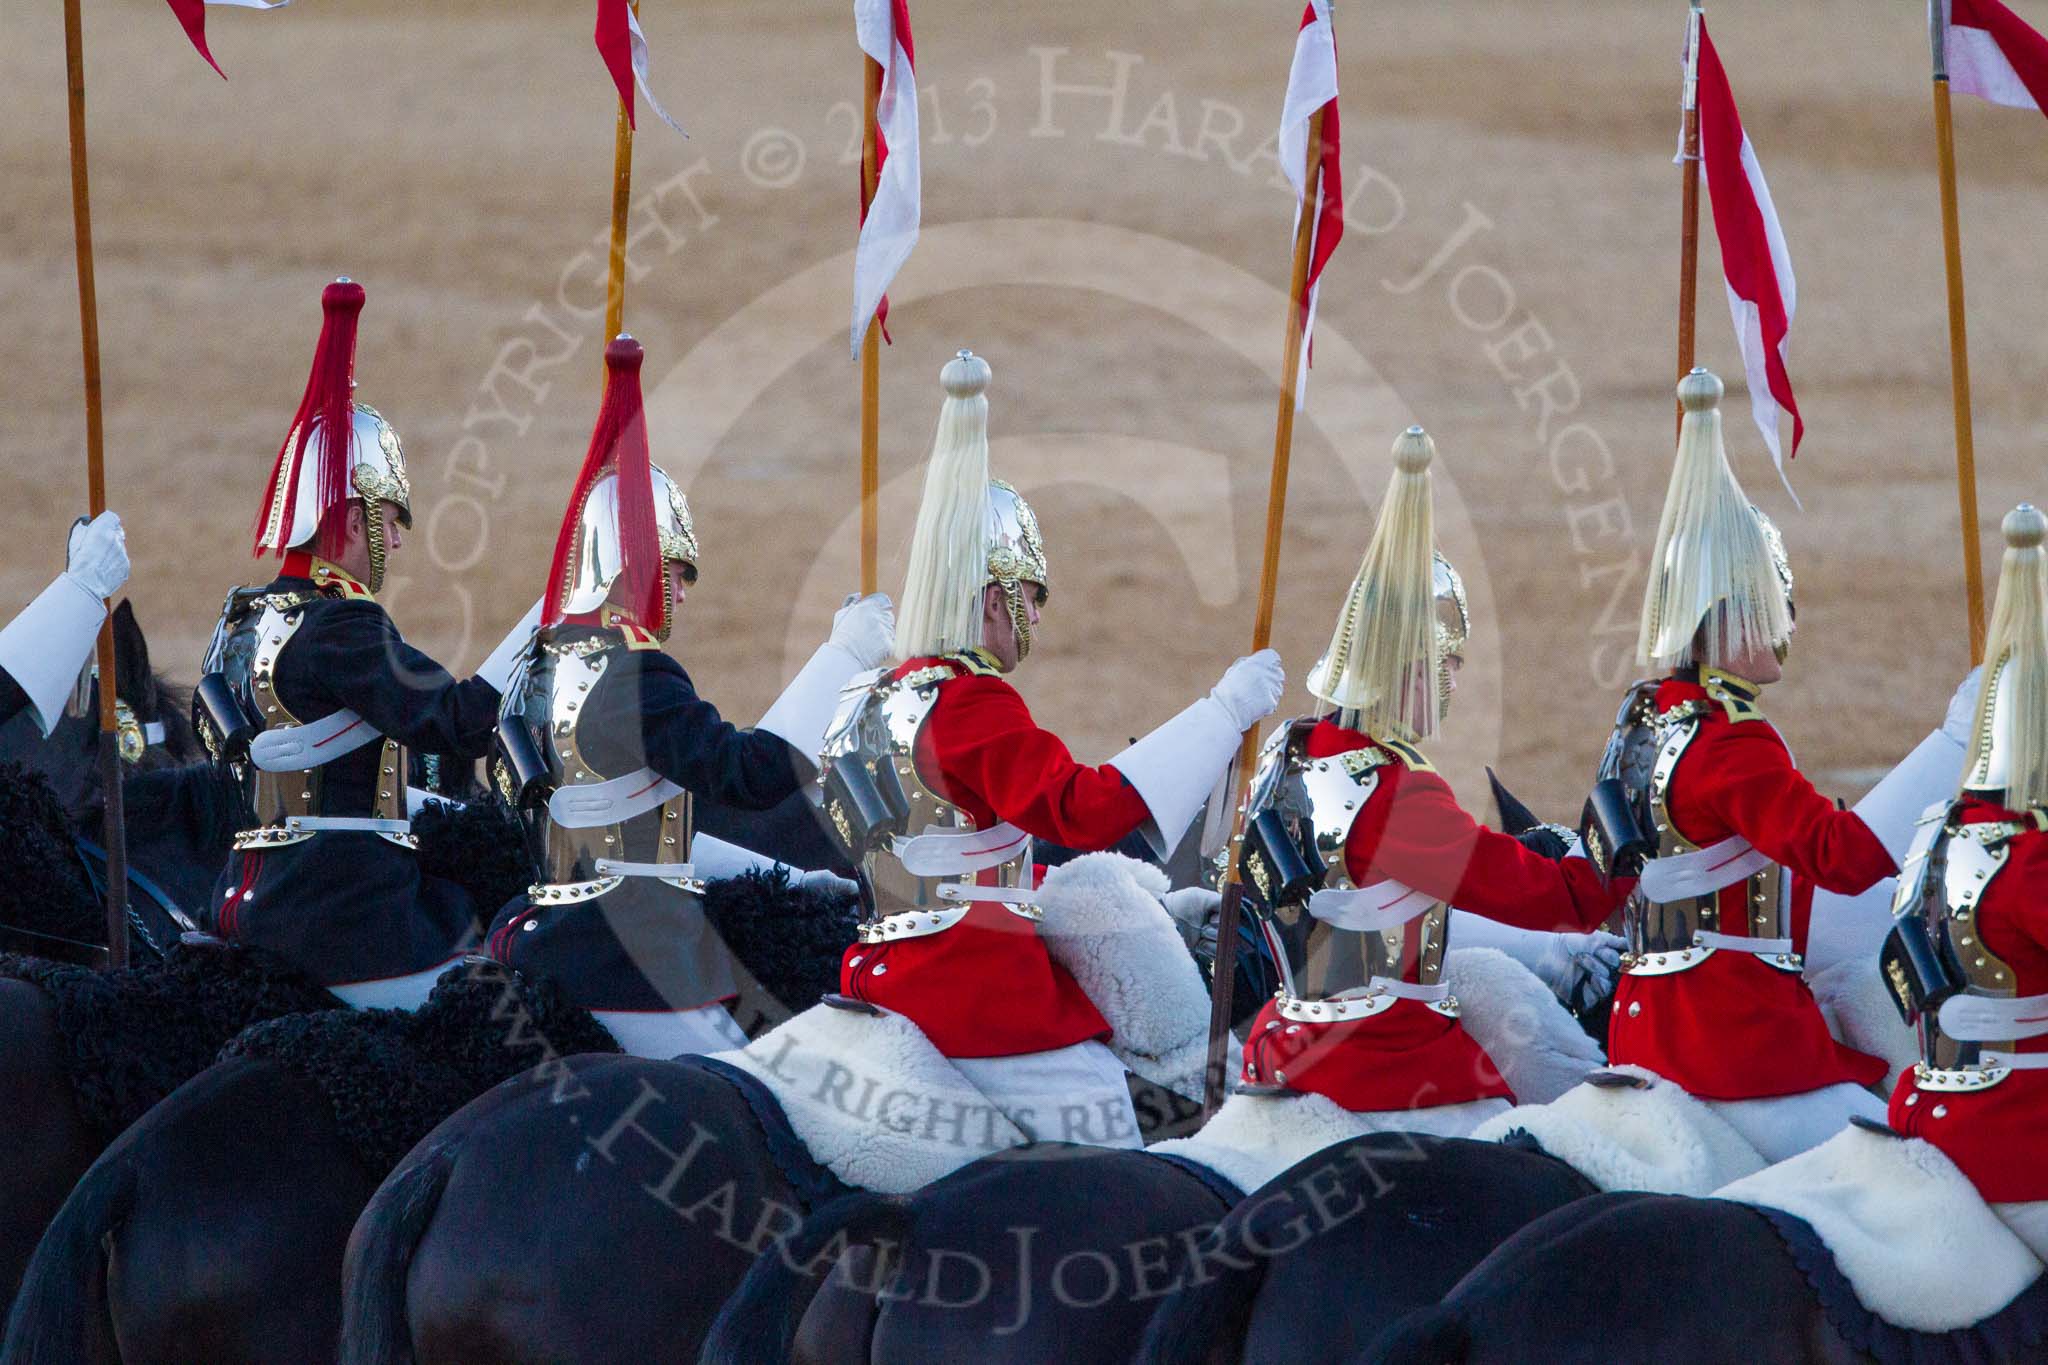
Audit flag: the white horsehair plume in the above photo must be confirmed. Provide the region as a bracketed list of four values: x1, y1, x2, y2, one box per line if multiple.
[894, 350, 995, 661]
[1963, 503, 2048, 812]
[1636, 368, 1794, 671]
[1307, 425, 1442, 742]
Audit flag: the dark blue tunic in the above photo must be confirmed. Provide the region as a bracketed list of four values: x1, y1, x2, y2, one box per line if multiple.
[485, 632, 806, 1013]
[204, 574, 502, 986]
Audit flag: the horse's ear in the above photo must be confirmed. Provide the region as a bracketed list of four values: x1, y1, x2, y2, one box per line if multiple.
[1487, 766, 1541, 837]
[109, 599, 153, 717]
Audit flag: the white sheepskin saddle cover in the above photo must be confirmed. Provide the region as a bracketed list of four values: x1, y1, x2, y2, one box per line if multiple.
[1443, 946, 1607, 1106]
[1151, 1089, 1509, 1196]
[1036, 852, 1237, 1099]
[1470, 1064, 1768, 1194]
[1716, 1124, 2045, 1333]
[1146, 949, 1591, 1195]
[717, 1004, 1030, 1195]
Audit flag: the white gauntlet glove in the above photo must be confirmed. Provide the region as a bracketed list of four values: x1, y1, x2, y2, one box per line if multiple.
[476, 597, 545, 694]
[1942, 665, 1984, 746]
[65, 511, 129, 601]
[1450, 911, 1625, 1014]
[829, 593, 896, 672]
[1208, 649, 1285, 731]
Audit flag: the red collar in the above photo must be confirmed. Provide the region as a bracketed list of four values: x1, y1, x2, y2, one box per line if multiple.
[891, 650, 1004, 682]
[280, 551, 375, 601]
[1306, 716, 1373, 758]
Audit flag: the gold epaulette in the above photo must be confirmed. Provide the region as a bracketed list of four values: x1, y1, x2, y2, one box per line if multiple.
[1698, 667, 1765, 724]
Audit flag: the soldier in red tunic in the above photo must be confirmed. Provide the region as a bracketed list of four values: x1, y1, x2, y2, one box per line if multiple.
[1235, 425, 1628, 1116]
[1886, 503, 2048, 1253]
[1599, 368, 1928, 1157]
[820, 350, 1284, 1143]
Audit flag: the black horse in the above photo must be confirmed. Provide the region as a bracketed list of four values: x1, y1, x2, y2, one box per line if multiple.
[3, 870, 856, 1365]
[1366, 1179, 2048, 1364]
[700, 1142, 1241, 1365]
[1134, 1134, 1596, 1365]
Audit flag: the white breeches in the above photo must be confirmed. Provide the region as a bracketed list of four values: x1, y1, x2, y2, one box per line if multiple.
[953, 1039, 1142, 1149]
[1704, 1082, 1887, 1164]
[594, 1004, 749, 1059]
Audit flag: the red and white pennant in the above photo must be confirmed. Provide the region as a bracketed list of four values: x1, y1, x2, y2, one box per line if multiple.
[852, 0, 920, 358]
[1943, 0, 2048, 115]
[1277, 0, 1344, 409]
[163, 0, 290, 79]
[595, 0, 686, 135]
[1696, 18, 1802, 491]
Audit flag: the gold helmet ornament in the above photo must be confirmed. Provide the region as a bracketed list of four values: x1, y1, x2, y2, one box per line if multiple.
[1307, 426, 1462, 742]
[543, 336, 697, 641]
[893, 351, 1051, 663]
[1961, 504, 2048, 811]
[1636, 368, 1795, 673]
[251, 279, 413, 593]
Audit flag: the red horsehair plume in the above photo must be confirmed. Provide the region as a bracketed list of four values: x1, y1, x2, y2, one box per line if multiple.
[543, 336, 664, 632]
[253, 279, 363, 558]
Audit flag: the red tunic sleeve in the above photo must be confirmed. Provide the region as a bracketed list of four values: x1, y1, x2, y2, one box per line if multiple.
[1680, 721, 1896, 895]
[1349, 765, 1624, 934]
[916, 673, 1152, 850]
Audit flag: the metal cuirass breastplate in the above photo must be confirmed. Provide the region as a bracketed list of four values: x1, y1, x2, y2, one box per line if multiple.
[823, 663, 1030, 920]
[205, 589, 408, 849]
[1929, 822, 2022, 1072]
[1248, 719, 1451, 1009]
[1623, 706, 1787, 956]
[503, 635, 695, 906]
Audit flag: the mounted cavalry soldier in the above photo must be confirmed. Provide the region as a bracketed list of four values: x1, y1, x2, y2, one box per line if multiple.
[815, 349, 1284, 1150]
[195, 279, 538, 1007]
[1885, 503, 2048, 1255]
[1472, 369, 1979, 1191]
[485, 334, 892, 1058]
[0, 510, 130, 736]
[1228, 425, 1624, 1120]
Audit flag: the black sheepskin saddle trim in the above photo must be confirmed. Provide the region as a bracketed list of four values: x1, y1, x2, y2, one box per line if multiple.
[0, 761, 102, 945]
[702, 869, 861, 1022]
[411, 799, 534, 919]
[1757, 1206, 2048, 1364]
[219, 958, 621, 1174]
[0, 940, 338, 1140]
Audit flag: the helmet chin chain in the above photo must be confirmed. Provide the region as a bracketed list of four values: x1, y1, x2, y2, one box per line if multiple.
[1003, 581, 1033, 663]
[362, 494, 388, 595]
[658, 562, 675, 642]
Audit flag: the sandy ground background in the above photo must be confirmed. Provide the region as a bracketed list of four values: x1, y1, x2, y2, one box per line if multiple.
[4, 0, 2044, 823]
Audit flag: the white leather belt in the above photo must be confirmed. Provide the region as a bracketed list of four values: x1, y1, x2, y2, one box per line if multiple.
[550, 768, 683, 828]
[1638, 834, 1773, 903]
[1940, 991, 2048, 1043]
[593, 859, 701, 881]
[1275, 976, 1459, 1024]
[288, 816, 413, 835]
[1308, 879, 1435, 932]
[1625, 931, 1802, 977]
[248, 709, 381, 771]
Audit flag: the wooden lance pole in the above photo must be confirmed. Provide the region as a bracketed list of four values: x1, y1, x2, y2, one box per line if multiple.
[859, 55, 884, 597]
[1930, 3, 1989, 663]
[61, 0, 130, 970]
[1203, 106, 1326, 1119]
[1676, 0, 1704, 439]
[603, 0, 640, 350]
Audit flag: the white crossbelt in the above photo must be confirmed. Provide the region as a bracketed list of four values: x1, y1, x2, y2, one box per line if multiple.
[549, 768, 682, 829]
[1940, 991, 2048, 1044]
[1638, 833, 1774, 903]
[892, 822, 1031, 877]
[248, 708, 381, 772]
[1308, 879, 1436, 932]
